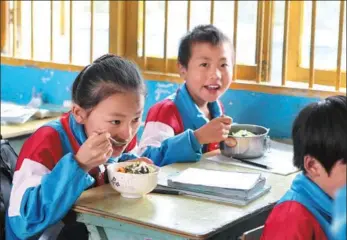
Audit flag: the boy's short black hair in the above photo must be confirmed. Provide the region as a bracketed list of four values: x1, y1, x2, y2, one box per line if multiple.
[177, 24, 233, 68]
[292, 95, 347, 174]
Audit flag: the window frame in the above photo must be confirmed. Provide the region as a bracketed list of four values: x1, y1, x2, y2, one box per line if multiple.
[286, 1, 346, 88]
[0, 0, 345, 99]
[1, 1, 9, 52]
[124, 1, 259, 82]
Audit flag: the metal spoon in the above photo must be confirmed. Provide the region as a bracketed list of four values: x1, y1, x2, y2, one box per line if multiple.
[95, 130, 127, 147]
[109, 136, 127, 147]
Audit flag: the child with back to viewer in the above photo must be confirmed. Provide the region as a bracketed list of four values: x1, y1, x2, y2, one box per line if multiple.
[261, 95, 347, 240]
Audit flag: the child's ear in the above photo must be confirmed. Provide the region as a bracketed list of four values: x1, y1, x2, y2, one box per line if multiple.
[71, 104, 87, 124]
[304, 155, 322, 178]
[177, 63, 187, 79]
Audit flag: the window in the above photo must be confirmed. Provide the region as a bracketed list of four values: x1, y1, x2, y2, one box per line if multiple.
[126, 1, 346, 90]
[1, 1, 346, 96]
[0, 1, 8, 52]
[287, 1, 346, 89]
[126, 1, 261, 81]
[1, 1, 110, 66]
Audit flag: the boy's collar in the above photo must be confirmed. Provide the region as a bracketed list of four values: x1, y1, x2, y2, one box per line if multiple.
[180, 83, 223, 117]
[278, 172, 333, 239]
[176, 83, 223, 130]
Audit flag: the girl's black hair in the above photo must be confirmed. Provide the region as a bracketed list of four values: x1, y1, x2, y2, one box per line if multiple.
[72, 54, 146, 109]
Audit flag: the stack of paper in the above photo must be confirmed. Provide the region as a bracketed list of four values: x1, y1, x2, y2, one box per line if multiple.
[1, 101, 68, 124]
[1, 102, 38, 124]
[162, 168, 271, 206]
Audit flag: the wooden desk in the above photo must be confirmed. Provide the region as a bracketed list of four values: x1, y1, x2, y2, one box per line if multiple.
[73, 150, 298, 240]
[0, 117, 58, 139]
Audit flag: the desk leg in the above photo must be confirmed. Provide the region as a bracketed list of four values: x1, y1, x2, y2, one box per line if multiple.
[77, 213, 189, 240]
[86, 225, 108, 240]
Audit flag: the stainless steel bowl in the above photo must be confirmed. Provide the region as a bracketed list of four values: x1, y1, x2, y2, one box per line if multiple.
[220, 124, 270, 159]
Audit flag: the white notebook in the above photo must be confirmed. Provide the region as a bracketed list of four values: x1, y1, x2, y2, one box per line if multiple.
[168, 168, 262, 191]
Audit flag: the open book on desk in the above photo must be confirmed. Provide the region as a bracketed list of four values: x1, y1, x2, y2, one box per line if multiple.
[1, 101, 68, 124]
[1, 102, 38, 124]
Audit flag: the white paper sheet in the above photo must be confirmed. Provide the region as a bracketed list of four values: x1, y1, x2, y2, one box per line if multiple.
[206, 141, 299, 176]
[1, 101, 38, 124]
[168, 168, 262, 190]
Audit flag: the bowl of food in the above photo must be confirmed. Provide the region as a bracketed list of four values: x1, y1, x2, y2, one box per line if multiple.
[220, 124, 270, 159]
[107, 161, 160, 198]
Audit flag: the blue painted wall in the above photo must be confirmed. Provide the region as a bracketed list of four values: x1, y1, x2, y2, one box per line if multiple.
[1, 64, 320, 138]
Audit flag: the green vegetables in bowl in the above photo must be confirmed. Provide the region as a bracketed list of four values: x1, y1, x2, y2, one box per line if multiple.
[231, 129, 256, 137]
[117, 161, 157, 174]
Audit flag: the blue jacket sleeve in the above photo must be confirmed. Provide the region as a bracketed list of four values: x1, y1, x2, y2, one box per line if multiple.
[332, 185, 346, 240]
[140, 129, 202, 166]
[7, 153, 95, 239]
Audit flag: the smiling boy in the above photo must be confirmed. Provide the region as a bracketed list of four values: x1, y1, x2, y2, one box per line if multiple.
[136, 24, 236, 166]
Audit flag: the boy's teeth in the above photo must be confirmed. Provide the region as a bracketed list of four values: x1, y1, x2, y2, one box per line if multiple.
[206, 85, 219, 89]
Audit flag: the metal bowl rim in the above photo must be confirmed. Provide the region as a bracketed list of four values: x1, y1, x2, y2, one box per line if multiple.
[228, 124, 270, 138]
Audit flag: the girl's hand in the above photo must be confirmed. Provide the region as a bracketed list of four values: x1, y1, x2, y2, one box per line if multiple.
[75, 132, 113, 172]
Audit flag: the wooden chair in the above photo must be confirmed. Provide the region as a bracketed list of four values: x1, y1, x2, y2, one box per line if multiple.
[241, 225, 264, 240]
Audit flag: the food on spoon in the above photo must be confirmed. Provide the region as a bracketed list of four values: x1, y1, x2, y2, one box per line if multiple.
[116, 161, 156, 174]
[231, 129, 256, 137]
